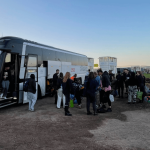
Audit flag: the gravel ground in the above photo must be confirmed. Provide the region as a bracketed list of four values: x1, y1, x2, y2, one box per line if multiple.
[0, 95, 150, 150]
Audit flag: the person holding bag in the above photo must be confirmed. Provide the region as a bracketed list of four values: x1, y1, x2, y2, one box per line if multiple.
[100, 71, 112, 112]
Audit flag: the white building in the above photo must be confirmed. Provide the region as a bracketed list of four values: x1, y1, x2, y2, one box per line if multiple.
[88, 57, 94, 72]
[98, 56, 117, 74]
[130, 66, 141, 72]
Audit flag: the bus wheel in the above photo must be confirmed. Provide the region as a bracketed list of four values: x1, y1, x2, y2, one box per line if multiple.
[38, 85, 42, 99]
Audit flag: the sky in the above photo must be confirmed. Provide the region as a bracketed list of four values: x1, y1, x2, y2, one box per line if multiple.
[0, 0, 150, 67]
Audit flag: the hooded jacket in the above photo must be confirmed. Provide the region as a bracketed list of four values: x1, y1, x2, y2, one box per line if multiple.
[102, 71, 111, 88]
[127, 72, 138, 86]
[62, 79, 73, 95]
[28, 78, 36, 94]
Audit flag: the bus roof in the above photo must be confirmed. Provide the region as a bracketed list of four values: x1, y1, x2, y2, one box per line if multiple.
[0, 36, 87, 57]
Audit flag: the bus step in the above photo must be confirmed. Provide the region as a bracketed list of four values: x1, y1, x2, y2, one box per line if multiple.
[0, 102, 17, 108]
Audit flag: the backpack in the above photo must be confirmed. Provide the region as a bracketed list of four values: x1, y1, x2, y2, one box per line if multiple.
[71, 82, 78, 95]
[23, 80, 29, 92]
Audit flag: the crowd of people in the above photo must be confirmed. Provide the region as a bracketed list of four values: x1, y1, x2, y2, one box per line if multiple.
[51, 68, 114, 116]
[116, 69, 148, 104]
[24, 68, 149, 116]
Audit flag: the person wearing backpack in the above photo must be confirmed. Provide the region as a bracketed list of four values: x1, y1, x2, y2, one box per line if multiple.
[62, 72, 73, 116]
[27, 74, 36, 111]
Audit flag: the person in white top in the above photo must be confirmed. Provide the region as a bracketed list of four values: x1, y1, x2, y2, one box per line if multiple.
[86, 69, 90, 76]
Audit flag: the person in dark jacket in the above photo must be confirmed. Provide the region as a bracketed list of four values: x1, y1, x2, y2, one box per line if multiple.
[57, 73, 65, 109]
[101, 71, 112, 112]
[86, 72, 98, 115]
[116, 71, 124, 98]
[97, 69, 103, 107]
[0, 66, 11, 99]
[62, 72, 73, 116]
[124, 69, 131, 93]
[109, 70, 114, 83]
[27, 74, 36, 111]
[142, 73, 146, 86]
[137, 71, 146, 102]
[127, 72, 138, 103]
[53, 69, 59, 104]
[57, 72, 63, 89]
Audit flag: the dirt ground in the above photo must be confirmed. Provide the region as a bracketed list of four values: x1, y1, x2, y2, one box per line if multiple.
[0, 94, 150, 150]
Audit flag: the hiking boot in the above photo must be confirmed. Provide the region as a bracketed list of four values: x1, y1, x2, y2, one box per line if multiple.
[106, 108, 112, 112]
[87, 112, 92, 115]
[65, 106, 72, 116]
[65, 112, 72, 116]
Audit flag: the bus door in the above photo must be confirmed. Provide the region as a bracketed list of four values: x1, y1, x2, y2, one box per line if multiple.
[0, 52, 7, 85]
[23, 54, 38, 104]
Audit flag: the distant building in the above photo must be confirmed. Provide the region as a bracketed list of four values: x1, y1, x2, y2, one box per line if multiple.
[88, 57, 94, 72]
[98, 56, 117, 74]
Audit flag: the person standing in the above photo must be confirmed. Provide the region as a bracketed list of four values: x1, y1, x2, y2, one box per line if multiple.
[97, 69, 103, 107]
[70, 74, 77, 81]
[124, 69, 131, 93]
[127, 72, 138, 104]
[94, 72, 100, 107]
[116, 71, 124, 98]
[62, 72, 73, 116]
[0, 66, 11, 99]
[101, 71, 112, 112]
[86, 69, 90, 76]
[109, 70, 114, 83]
[86, 72, 98, 115]
[53, 69, 59, 104]
[57, 73, 65, 108]
[137, 71, 146, 102]
[142, 73, 146, 86]
[27, 74, 36, 111]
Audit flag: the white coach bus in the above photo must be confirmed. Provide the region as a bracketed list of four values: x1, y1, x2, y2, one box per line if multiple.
[0, 37, 88, 108]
